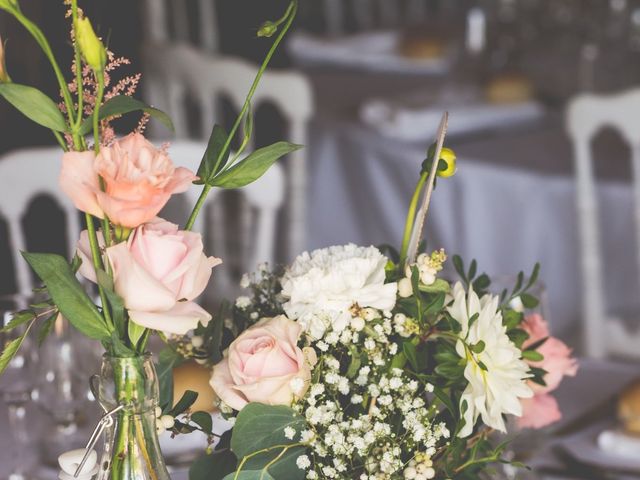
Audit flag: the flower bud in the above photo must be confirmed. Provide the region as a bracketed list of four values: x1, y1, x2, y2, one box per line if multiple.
[257, 21, 278, 38]
[75, 17, 106, 71]
[398, 277, 413, 298]
[422, 144, 457, 178]
[0, 36, 10, 83]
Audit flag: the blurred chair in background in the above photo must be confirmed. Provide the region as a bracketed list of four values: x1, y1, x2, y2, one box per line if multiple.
[0, 148, 80, 295]
[160, 141, 286, 303]
[567, 89, 640, 359]
[141, 0, 219, 52]
[142, 43, 313, 283]
[321, 0, 429, 36]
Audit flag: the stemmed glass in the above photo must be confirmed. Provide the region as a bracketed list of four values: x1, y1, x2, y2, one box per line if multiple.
[0, 295, 38, 480]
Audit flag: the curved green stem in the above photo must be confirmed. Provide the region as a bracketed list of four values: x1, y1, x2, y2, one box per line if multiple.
[400, 171, 429, 265]
[84, 212, 114, 330]
[71, 0, 84, 132]
[7, 6, 78, 146]
[184, 0, 298, 231]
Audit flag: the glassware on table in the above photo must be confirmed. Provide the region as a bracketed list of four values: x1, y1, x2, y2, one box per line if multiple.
[34, 315, 102, 466]
[96, 353, 171, 480]
[0, 295, 38, 480]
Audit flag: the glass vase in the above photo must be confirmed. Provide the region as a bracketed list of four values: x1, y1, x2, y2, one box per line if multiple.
[96, 353, 171, 480]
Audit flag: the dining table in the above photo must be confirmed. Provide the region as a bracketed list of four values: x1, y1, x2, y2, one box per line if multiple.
[302, 67, 638, 340]
[0, 357, 637, 479]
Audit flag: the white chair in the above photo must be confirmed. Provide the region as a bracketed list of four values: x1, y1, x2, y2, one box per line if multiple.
[142, 43, 314, 263]
[0, 147, 81, 295]
[163, 141, 286, 300]
[566, 89, 640, 359]
[322, 0, 428, 36]
[141, 0, 219, 52]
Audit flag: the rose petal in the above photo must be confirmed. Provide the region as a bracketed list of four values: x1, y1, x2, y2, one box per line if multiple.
[59, 151, 103, 218]
[210, 357, 249, 411]
[128, 301, 211, 335]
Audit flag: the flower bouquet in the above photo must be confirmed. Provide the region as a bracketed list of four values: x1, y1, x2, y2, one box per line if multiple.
[167, 127, 578, 480]
[0, 0, 299, 478]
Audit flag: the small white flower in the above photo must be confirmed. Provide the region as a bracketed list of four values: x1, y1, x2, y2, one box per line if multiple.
[239, 273, 251, 289]
[297, 455, 311, 470]
[290, 377, 305, 395]
[235, 296, 252, 309]
[350, 317, 365, 331]
[398, 278, 413, 298]
[284, 426, 296, 440]
[191, 335, 204, 348]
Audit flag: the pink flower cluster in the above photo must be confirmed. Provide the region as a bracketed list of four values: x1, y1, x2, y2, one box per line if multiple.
[518, 314, 579, 429]
[61, 133, 221, 335]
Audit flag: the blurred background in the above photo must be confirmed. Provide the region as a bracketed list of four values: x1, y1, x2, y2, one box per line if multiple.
[1, 0, 640, 478]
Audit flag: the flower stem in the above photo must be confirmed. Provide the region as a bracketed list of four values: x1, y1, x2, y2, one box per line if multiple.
[71, 0, 85, 133]
[184, 0, 298, 231]
[84, 212, 114, 331]
[7, 5, 78, 145]
[400, 171, 429, 265]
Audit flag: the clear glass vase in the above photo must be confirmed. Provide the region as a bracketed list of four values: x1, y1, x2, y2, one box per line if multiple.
[96, 354, 171, 480]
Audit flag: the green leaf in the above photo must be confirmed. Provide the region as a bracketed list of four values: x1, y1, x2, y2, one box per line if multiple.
[0, 310, 34, 333]
[190, 411, 213, 433]
[110, 332, 135, 357]
[170, 390, 198, 416]
[194, 124, 230, 185]
[468, 259, 477, 281]
[433, 386, 456, 416]
[470, 340, 485, 354]
[242, 444, 306, 480]
[36, 311, 58, 346]
[222, 472, 274, 480]
[419, 278, 450, 294]
[0, 83, 68, 132]
[404, 341, 419, 371]
[190, 450, 238, 480]
[346, 345, 362, 378]
[522, 350, 544, 362]
[96, 269, 126, 334]
[78, 95, 174, 135]
[520, 293, 539, 309]
[21, 252, 111, 341]
[0, 334, 27, 375]
[128, 321, 146, 349]
[231, 403, 306, 460]
[156, 347, 185, 411]
[452, 255, 465, 281]
[525, 263, 541, 290]
[212, 142, 302, 189]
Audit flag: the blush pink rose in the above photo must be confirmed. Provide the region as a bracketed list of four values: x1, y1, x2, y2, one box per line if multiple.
[210, 315, 317, 411]
[518, 314, 579, 429]
[60, 133, 196, 228]
[518, 393, 562, 429]
[77, 218, 221, 335]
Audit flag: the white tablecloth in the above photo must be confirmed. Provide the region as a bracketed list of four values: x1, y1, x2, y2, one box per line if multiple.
[307, 116, 638, 338]
[1, 358, 636, 479]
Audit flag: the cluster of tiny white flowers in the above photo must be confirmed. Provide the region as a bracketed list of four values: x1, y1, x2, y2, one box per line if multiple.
[291, 306, 450, 479]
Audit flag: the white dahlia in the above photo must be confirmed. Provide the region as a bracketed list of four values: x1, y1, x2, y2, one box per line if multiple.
[281, 244, 397, 339]
[447, 282, 533, 438]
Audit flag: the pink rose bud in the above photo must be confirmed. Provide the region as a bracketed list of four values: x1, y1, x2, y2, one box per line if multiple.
[59, 133, 197, 228]
[210, 315, 317, 411]
[77, 218, 221, 335]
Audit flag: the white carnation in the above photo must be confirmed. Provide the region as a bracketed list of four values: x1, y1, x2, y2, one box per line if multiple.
[281, 244, 397, 338]
[447, 282, 533, 438]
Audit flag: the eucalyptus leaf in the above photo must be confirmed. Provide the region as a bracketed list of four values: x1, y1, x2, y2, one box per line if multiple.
[222, 471, 274, 480]
[0, 83, 68, 132]
[190, 411, 213, 434]
[78, 95, 174, 135]
[21, 252, 111, 341]
[231, 403, 306, 460]
[189, 449, 237, 480]
[212, 142, 302, 189]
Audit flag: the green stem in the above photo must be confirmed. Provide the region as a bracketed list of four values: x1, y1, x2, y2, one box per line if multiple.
[400, 171, 429, 265]
[183, 0, 298, 231]
[84, 212, 114, 330]
[52, 130, 68, 151]
[71, 0, 84, 132]
[8, 6, 78, 145]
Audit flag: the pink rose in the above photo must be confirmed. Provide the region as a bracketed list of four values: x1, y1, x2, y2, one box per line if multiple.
[518, 393, 562, 429]
[78, 218, 221, 335]
[518, 314, 578, 429]
[210, 315, 317, 411]
[60, 133, 196, 228]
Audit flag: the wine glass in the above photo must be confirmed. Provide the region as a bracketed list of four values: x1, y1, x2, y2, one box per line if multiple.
[0, 294, 38, 480]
